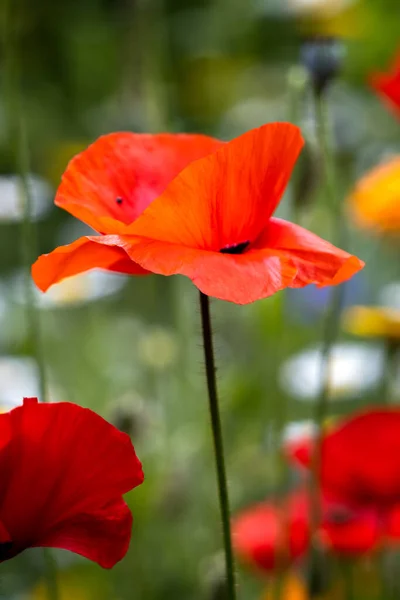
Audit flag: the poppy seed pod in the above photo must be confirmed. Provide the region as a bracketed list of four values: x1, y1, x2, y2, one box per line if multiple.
[301, 37, 345, 96]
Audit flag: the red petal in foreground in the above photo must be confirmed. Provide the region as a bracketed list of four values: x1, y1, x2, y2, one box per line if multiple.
[370, 51, 400, 119]
[119, 125, 362, 303]
[32, 236, 148, 292]
[37, 499, 133, 568]
[258, 218, 364, 288]
[56, 132, 222, 232]
[0, 398, 144, 567]
[125, 123, 304, 251]
[119, 239, 298, 304]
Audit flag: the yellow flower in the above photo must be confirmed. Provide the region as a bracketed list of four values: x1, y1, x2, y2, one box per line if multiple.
[348, 156, 400, 233]
[291, 0, 367, 39]
[343, 306, 400, 339]
[262, 573, 308, 600]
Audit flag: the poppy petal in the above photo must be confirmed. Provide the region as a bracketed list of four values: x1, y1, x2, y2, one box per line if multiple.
[56, 132, 222, 232]
[36, 499, 133, 568]
[299, 409, 400, 507]
[256, 218, 364, 287]
[321, 505, 380, 555]
[370, 52, 400, 118]
[233, 495, 309, 573]
[0, 398, 143, 564]
[385, 505, 400, 542]
[119, 237, 298, 304]
[31, 236, 148, 292]
[126, 123, 304, 251]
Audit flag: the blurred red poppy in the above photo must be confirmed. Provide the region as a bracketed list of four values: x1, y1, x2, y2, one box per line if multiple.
[321, 503, 380, 555]
[232, 494, 309, 573]
[233, 491, 383, 575]
[32, 124, 364, 305]
[285, 410, 400, 553]
[290, 410, 400, 508]
[0, 398, 143, 568]
[370, 50, 400, 119]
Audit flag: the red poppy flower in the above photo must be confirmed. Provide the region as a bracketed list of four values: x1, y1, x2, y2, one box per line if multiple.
[233, 491, 383, 574]
[321, 503, 380, 555]
[289, 410, 400, 508]
[0, 397, 143, 568]
[32, 124, 364, 305]
[370, 50, 400, 119]
[285, 410, 400, 552]
[232, 495, 309, 573]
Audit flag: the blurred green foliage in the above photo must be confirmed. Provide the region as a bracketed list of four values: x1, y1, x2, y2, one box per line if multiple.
[0, 0, 400, 598]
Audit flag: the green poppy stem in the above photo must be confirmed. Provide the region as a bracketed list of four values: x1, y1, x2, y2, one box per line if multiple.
[308, 90, 347, 597]
[16, 67, 59, 600]
[4, 2, 58, 598]
[199, 292, 237, 600]
[17, 116, 48, 403]
[381, 340, 397, 404]
[340, 560, 356, 600]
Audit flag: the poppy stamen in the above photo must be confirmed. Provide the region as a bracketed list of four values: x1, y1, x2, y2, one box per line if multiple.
[220, 241, 250, 255]
[116, 197, 123, 205]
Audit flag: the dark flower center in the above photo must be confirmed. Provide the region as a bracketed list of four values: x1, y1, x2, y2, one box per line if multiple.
[325, 506, 354, 525]
[0, 541, 13, 560]
[219, 241, 250, 255]
[116, 197, 123, 205]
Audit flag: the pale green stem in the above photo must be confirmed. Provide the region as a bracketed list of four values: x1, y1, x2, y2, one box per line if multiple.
[3, 2, 58, 598]
[308, 89, 347, 598]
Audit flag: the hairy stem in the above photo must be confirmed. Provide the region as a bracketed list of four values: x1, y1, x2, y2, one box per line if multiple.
[199, 292, 236, 600]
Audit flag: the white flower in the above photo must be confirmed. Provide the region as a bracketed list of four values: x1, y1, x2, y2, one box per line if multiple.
[0, 357, 42, 409]
[380, 281, 400, 311]
[10, 269, 127, 308]
[0, 175, 52, 222]
[286, 0, 355, 16]
[282, 420, 316, 445]
[280, 342, 384, 401]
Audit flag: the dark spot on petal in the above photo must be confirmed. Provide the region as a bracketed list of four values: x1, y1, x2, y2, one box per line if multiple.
[116, 197, 123, 205]
[219, 241, 250, 255]
[0, 541, 13, 560]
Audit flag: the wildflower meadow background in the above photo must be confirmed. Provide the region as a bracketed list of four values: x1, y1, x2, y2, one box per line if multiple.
[1, 0, 400, 599]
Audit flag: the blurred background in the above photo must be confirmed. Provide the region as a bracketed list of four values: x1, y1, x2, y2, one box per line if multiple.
[1, 0, 400, 598]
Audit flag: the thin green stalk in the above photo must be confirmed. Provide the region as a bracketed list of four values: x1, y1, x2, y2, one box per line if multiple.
[380, 341, 397, 405]
[16, 69, 59, 600]
[340, 560, 356, 600]
[4, 3, 58, 599]
[378, 550, 396, 600]
[287, 66, 307, 224]
[199, 292, 236, 600]
[17, 115, 48, 403]
[273, 65, 308, 442]
[308, 90, 346, 598]
[271, 573, 285, 600]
